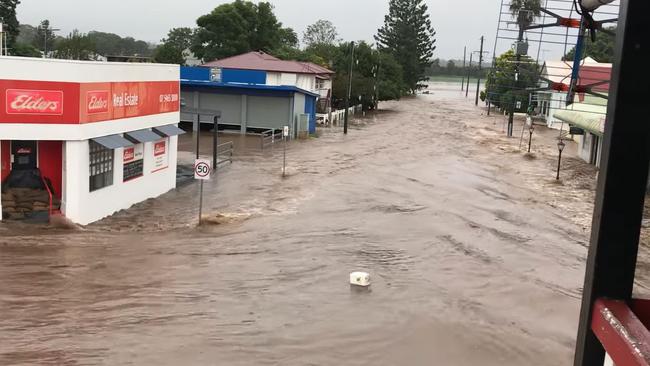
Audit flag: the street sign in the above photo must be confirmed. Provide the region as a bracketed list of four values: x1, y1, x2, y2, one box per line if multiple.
[194, 159, 212, 180]
[283, 126, 289, 137]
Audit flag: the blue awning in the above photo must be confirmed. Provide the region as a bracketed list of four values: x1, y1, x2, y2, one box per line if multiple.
[180, 79, 320, 98]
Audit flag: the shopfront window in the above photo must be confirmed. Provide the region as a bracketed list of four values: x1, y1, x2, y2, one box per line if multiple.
[89, 141, 114, 192]
[123, 143, 144, 182]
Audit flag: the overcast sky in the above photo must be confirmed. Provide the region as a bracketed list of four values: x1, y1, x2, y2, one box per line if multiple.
[15, 0, 555, 60]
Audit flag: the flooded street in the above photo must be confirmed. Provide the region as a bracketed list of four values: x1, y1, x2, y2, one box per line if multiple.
[1, 83, 609, 365]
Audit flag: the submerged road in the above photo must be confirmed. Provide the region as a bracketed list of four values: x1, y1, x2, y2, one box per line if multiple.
[1, 84, 598, 365]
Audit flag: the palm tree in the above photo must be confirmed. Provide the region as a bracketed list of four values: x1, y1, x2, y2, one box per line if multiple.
[509, 0, 542, 30]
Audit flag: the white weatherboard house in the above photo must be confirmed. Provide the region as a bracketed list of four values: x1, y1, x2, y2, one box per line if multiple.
[0, 57, 183, 225]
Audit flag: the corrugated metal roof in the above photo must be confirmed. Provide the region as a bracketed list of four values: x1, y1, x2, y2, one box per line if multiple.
[554, 103, 607, 136]
[542, 59, 612, 89]
[203, 51, 334, 75]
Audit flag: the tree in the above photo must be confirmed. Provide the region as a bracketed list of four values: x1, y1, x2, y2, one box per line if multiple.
[375, 0, 437, 93]
[509, 0, 542, 30]
[85, 31, 153, 57]
[485, 49, 540, 112]
[163, 27, 196, 51]
[303, 20, 339, 47]
[564, 27, 616, 63]
[191, 0, 296, 62]
[12, 42, 41, 57]
[0, 0, 20, 52]
[54, 30, 96, 60]
[33, 19, 56, 53]
[154, 42, 185, 65]
[16, 24, 37, 45]
[278, 27, 298, 49]
[446, 60, 456, 75]
[331, 42, 406, 110]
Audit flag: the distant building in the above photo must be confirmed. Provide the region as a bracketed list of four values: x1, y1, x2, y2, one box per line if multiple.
[536, 57, 611, 130]
[180, 51, 333, 135]
[554, 99, 607, 167]
[203, 51, 334, 101]
[106, 55, 154, 63]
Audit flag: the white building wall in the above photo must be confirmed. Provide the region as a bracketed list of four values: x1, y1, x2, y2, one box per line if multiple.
[62, 136, 178, 225]
[547, 91, 567, 130]
[280, 73, 297, 86]
[0, 112, 179, 141]
[266, 72, 281, 86]
[297, 74, 315, 91]
[1, 56, 177, 82]
[293, 93, 306, 133]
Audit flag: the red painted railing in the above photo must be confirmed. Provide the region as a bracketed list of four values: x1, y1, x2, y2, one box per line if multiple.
[40, 175, 53, 218]
[592, 299, 650, 366]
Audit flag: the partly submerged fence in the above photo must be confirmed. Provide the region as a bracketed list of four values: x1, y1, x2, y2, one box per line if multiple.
[317, 104, 362, 127]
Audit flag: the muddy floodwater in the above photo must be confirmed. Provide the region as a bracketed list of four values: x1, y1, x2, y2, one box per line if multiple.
[0, 83, 627, 365]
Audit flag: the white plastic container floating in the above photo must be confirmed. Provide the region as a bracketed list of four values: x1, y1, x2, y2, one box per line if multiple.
[350, 272, 371, 287]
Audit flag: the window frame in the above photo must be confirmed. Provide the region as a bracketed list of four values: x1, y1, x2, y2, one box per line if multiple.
[89, 141, 115, 192]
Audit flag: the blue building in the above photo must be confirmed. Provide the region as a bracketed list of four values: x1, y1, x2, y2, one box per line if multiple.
[180, 51, 333, 136]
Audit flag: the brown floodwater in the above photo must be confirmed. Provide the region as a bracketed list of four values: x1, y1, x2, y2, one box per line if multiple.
[0, 83, 615, 365]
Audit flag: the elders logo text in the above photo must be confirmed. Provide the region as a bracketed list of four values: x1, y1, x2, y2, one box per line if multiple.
[6, 89, 64, 115]
[87, 91, 109, 114]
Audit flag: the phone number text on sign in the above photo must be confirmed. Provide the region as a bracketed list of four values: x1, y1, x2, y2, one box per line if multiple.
[159, 94, 179, 103]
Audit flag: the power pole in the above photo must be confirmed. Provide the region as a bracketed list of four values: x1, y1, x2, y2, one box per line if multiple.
[343, 41, 355, 135]
[0, 23, 4, 57]
[466, 52, 473, 98]
[461, 46, 466, 91]
[475, 36, 485, 106]
[508, 27, 525, 137]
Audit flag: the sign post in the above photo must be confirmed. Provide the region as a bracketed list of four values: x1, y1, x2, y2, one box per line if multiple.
[283, 126, 289, 177]
[194, 159, 212, 226]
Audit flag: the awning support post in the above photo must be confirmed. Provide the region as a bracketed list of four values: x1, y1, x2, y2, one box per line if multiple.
[574, 1, 650, 365]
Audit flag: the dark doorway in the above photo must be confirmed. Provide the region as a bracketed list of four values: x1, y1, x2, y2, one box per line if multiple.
[11, 141, 38, 170]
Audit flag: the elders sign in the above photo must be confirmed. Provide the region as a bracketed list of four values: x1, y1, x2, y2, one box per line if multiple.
[152, 138, 169, 173]
[5, 89, 64, 115]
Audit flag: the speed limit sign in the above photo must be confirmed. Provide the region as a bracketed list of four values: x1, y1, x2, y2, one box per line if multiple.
[194, 159, 212, 180]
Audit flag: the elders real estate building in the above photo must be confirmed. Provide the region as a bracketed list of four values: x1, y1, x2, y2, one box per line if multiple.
[0, 57, 183, 225]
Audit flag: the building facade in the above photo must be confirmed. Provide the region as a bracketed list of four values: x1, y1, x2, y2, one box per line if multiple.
[537, 58, 611, 130]
[203, 51, 334, 98]
[0, 57, 182, 225]
[180, 66, 319, 135]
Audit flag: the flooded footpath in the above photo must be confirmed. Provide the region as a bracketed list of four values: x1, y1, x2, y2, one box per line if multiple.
[0, 82, 630, 365]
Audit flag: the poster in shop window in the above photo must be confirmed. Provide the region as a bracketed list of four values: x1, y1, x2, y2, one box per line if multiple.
[123, 143, 144, 182]
[152, 138, 168, 173]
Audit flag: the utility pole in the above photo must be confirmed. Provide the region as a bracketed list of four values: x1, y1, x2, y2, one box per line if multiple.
[212, 116, 219, 177]
[0, 22, 4, 57]
[38, 24, 59, 58]
[508, 26, 526, 137]
[475, 36, 485, 106]
[466, 52, 473, 98]
[343, 41, 355, 135]
[373, 48, 381, 110]
[461, 46, 466, 91]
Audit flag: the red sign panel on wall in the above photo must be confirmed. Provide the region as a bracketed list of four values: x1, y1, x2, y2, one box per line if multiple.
[86, 90, 110, 114]
[0, 80, 179, 124]
[6, 89, 64, 115]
